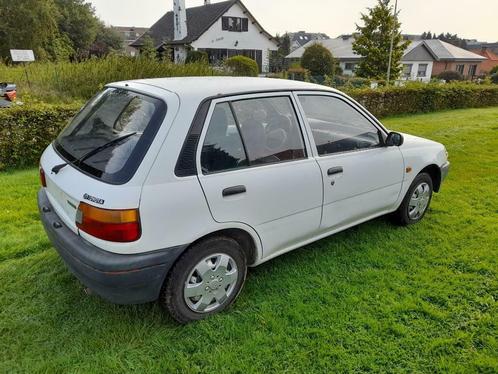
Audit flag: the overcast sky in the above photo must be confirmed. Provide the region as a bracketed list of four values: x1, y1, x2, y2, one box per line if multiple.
[88, 0, 497, 42]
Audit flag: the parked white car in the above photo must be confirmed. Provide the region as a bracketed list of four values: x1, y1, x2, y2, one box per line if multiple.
[39, 77, 449, 323]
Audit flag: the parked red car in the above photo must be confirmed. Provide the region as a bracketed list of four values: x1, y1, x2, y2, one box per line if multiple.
[0, 83, 17, 107]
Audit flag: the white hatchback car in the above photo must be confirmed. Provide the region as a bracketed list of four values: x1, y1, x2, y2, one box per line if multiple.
[39, 77, 449, 323]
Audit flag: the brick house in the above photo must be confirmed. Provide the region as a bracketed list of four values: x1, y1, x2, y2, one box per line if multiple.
[469, 47, 498, 74]
[420, 40, 487, 79]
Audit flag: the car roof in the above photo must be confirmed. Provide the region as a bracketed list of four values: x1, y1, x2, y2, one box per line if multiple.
[117, 77, 338, 100]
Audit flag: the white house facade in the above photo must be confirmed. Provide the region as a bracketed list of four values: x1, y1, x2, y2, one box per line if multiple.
[400, 42, 434, 82]
[131, 0, 278, 73]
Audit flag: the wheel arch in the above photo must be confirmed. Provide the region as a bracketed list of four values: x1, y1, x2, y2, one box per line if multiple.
[420, 164, 442, 192]
[184, 228, 260, 266]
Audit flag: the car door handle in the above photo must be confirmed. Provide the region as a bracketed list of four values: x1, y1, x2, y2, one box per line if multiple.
[327, 167, 344, 176]
[222, 185, 247, 197]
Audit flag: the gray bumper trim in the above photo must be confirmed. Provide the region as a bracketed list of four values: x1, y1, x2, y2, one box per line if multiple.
[38, 189, 187, 304]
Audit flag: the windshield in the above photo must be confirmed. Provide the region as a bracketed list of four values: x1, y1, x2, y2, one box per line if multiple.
[55, 88, 166, 184]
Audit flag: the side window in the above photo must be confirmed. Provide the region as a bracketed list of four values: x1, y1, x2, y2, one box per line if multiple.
[231, 97, 306, 165]
[201, 103, 248, 173]
[298, 95, 381, 156]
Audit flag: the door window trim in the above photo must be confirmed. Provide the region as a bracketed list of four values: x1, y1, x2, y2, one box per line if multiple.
[293, 91, 389, 158]
[196, 92, 313, 176]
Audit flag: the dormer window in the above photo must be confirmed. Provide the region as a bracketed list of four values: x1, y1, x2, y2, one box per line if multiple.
[222, 16, 249, 32]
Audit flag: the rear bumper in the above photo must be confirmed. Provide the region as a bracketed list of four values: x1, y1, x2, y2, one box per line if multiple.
[38, 189, 186, 304]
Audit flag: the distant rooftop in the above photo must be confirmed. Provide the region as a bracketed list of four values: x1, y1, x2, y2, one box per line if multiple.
[286, 36, 359, 60]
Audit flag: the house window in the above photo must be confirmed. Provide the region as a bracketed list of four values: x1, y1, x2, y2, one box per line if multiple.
[417, 64, 428, 77]
[468, 64, 477, 77]
[456, 64, 465, 75]
[345, 63, 356, 71]
[403, 64, 413, 78]
[222, 17, 249, 32]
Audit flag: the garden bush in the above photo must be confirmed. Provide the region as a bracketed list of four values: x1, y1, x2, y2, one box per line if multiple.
[301, 43, 335, 77]
[490, 66, 498, 75]
[346, 83, 498, 118]
[224, 56, 259, 77]
[436, 70, 464, 82]
[0, 103, 80, 170]
[491, 73, 498, 84]
[185, 50, 208, 64]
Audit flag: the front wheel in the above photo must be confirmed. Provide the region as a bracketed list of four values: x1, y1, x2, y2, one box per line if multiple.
[161, 236, 247, 324]
[393, 173, 433, 226]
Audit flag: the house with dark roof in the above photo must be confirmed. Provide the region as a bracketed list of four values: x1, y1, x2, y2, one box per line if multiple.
[131, 0, 278, 73]
[287, 31, 330, 52]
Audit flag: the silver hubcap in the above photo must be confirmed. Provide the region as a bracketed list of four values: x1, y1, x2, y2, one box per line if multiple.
[184, 254, 238, 313]
[408, 182, 431, 220]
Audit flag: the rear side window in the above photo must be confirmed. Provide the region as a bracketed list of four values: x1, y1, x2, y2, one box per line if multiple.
[298, 95, 381, 156]
[55, 88, 166, 184]
[201, 103, 248, 173]
[201, 96, 306, 174]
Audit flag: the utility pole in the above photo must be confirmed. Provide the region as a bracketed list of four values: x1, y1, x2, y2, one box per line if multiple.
[386, 0, 398, 85]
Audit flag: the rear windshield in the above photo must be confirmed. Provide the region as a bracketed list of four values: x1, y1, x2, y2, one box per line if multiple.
[54, 88, 166, 184]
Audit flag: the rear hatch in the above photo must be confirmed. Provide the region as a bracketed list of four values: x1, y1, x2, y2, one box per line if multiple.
[40, 83, 179, 246]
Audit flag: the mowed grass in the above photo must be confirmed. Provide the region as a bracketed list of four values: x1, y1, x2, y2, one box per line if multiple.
[0, 107, 497, 373]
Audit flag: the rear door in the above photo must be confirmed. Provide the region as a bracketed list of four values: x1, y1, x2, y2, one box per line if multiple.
[295, 92, 405, 230]
[197, 93, 323, 258]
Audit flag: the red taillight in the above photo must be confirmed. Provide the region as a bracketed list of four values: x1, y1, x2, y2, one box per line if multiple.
[76, 202, 141, 243]
[40, 167, 47, 187]
[5, 90, 16, 102]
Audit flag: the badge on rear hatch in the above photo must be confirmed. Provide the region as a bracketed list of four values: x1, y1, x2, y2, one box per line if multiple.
[83, 193, 105, 205]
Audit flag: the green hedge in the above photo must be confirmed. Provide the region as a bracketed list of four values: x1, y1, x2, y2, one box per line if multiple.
[225, 56, 259, 77]
[1, 84, 498, 170]
[0, 104, 80, 170]
[346, 84, 498, 118]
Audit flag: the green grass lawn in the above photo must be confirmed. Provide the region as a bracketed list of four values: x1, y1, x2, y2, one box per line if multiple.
[1, 107, 497, 373]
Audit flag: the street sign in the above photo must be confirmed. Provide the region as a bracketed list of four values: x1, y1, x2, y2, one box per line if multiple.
[10, 50, 35, 62]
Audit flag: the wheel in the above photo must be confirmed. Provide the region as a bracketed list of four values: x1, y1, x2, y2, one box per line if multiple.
[393, 173, 433, 226]
[161, 236, 247, 324]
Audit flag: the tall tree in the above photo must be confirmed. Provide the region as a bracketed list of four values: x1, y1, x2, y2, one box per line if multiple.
[89, 24, 123, 58]
[0, 0, 60, 60]
[353, 0, 409, 80]
[54, 0, 100, 59]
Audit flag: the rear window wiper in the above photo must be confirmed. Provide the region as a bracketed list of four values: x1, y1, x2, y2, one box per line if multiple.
[52, 132, 137, 174]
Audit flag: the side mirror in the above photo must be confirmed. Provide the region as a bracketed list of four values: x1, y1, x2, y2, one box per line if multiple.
[386, 132, 404, 147]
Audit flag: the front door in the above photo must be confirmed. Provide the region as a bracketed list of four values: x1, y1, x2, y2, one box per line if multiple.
[197, 93, 323, 258]
[295, 93, 405, 230]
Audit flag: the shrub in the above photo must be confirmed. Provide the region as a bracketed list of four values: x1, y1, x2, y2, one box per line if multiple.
[224, 56, 259, 77]
[490, 66, 498, 75]
[0, 103, 80, 170]
[186, 50, 208, 64]
[346, 83, 498, 118]
[287, 67, 310, 82]
[491, 73, 498, 84]
[0, 56, 223, 103]
[436, 70, 464, 82]
[301, 43, 335, 77]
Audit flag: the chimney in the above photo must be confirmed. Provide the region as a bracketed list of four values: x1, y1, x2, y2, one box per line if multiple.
[173, 0, 187, 41]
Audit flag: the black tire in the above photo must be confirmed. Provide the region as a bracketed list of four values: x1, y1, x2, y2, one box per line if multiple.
[393, 172, 434, 226]
[161, 236, 247, 324]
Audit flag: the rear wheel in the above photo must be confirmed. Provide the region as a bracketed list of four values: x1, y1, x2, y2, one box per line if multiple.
[393, 173, 433, 226]
[161, 236, 247, 324]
